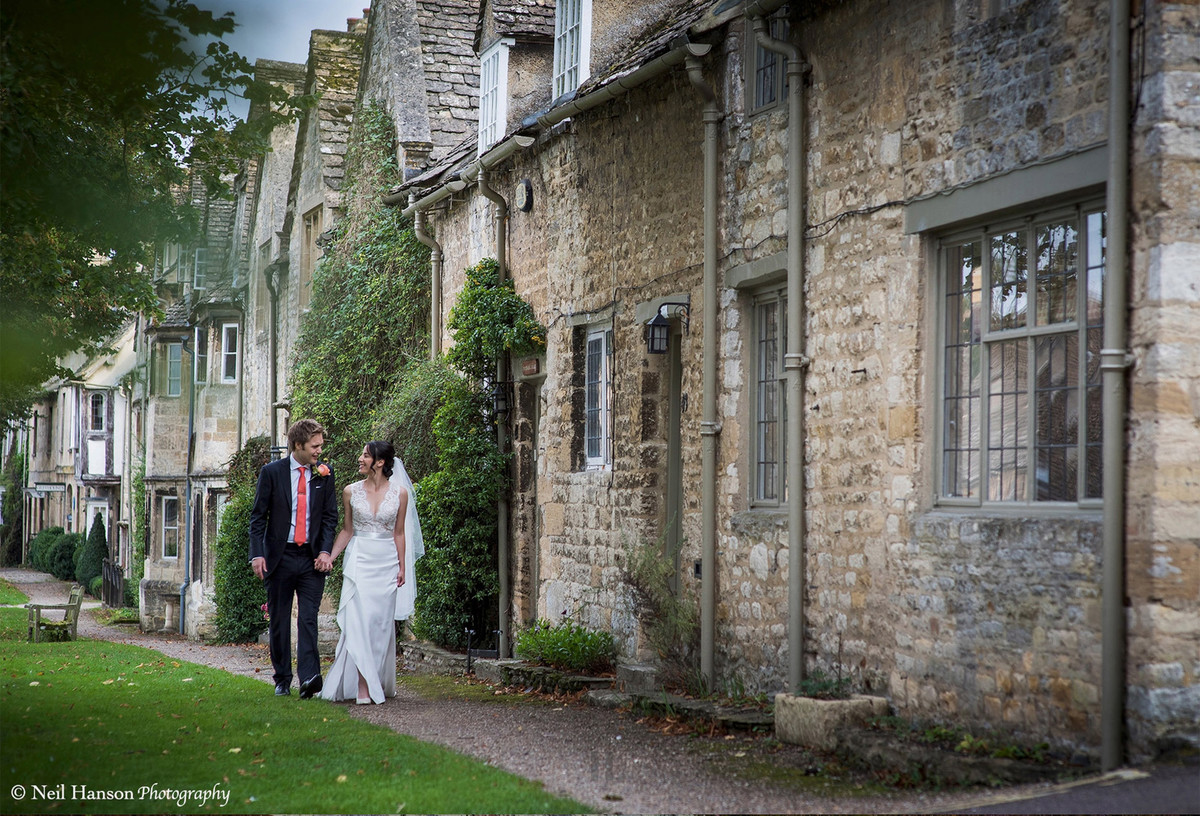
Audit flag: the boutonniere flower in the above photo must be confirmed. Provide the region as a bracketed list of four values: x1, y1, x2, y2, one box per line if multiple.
[315, 463, 331, 478]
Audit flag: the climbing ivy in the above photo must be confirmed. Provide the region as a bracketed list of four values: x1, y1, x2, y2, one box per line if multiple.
[288, 102, 430, 607]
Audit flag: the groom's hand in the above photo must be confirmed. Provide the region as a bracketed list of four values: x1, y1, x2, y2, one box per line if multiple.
[251, 557, 267, 580]
[315, 552, 333, 572]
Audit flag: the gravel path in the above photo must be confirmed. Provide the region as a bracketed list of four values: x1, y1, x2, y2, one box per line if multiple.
[3, 568, 1075, 814]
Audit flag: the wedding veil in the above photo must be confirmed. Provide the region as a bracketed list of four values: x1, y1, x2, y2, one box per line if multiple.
[388, 457, 425, 562]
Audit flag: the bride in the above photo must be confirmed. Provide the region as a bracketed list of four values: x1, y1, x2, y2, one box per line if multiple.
[317, 440, 423, 704]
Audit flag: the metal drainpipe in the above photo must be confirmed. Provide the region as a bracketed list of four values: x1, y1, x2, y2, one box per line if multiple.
[410, 196, 444, 360]
[265, 265, 280, 446]
[478, 168, 513, 659]
[1101, 0, 1132, 772]
[686, 55, 721, 688]
[179, 339, 196, 636]
[752, 13, 810, 693]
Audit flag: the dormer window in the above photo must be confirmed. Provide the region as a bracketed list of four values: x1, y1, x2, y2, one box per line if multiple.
[478, 39, 513, 153]
[193, 247, 208, 290]
[553, 0, 591, 100]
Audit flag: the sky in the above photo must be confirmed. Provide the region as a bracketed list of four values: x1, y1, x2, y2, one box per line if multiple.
[192, 0, 370, 65]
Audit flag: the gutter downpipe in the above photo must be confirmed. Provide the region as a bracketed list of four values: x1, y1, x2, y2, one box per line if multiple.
[1101, 0, 1131, 772]
[180, 339, 196, 636]
[410, 196, 444, 360]
[685, 55, 721, 688]
[265, 263, 281, 446]
[750, 8, 810, 693]
[477, 167, 513, 659]
[535, 44, 712, 130]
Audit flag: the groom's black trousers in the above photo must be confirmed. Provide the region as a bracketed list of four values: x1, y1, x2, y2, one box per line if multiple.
[265, 544, 326, 687]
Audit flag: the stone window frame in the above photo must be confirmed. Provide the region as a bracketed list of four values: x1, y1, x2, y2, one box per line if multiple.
[89, 392, 106, 432]
[220, 322, 240, 384]
[478, 38, 513, 154]
[751, 285, 788, 506]
[745, 10, 789, 117]
[935, 195, 1107, 509]
[193, 247, 209, 290]
[194, 325, 208, 385]
[161, 494, 179, 559]
[583, 325, 613, 471]
[553, 0, 592, 101]
[165, 341, 183, 397]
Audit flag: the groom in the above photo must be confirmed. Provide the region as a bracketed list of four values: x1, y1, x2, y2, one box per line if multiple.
[249, 418, 337, 698]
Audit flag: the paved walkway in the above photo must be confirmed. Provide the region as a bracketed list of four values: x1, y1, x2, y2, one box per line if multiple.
[5, 569, 1196, 815]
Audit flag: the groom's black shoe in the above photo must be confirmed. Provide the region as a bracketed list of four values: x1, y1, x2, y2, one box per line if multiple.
[274, 683, 291, 696]
[299, 674, 323, 699]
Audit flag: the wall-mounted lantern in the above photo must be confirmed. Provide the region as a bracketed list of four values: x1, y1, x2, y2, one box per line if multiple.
[645, 302, 690, 355]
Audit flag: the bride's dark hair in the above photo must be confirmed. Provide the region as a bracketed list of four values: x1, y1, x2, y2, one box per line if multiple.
[366, 440, 395, 477]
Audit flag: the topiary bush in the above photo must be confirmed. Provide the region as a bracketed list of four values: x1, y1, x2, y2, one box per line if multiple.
[88, 575, 103, 599]
[28, 526, 63, 572]
[0, 445, 25, 567]
[49, 533, 83, 581]
[212, 436, 271, 643]
[515, 617, 617, 675]
[76, 512, 108, 592]
[126, 456, 147, 608]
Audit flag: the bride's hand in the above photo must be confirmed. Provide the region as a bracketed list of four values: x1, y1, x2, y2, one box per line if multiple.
[396, 566, 405, 587]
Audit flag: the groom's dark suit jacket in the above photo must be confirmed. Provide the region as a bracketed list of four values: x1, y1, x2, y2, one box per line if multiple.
[248, 456, 338, 574]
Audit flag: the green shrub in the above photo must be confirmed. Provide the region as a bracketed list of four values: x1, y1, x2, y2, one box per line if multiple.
[28, 526, 64, 572]
[0, 445, 24, 567]
[49, 533, 83, 581]
[76, 512, 107, 589]
[212, 437, 270, 643]
[515, 618, 617, 675]
[410, 375, 504, 650]
[445, 258, 545, 383]
[372, 357, 457, 484]
[621, 535, 700, 692]
[126, 456, 146, 608]
[88, 575, 103, 599]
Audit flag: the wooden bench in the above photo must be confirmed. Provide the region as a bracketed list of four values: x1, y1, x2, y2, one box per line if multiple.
[26, 584, 85, 643]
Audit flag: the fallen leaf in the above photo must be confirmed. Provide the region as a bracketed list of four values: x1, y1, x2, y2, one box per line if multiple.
[336, 775, 348, 783]
[229, 748, 242, 753]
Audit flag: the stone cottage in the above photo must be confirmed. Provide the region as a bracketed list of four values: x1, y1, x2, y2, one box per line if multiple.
[137, 23, 365, 636]
[392, 0, 1198, 765]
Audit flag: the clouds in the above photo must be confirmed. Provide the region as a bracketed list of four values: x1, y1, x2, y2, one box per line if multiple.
[194, 0, 369, 65]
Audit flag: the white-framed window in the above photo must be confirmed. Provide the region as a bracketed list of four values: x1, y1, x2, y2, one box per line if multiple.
[90, 392, 105, 432]
[747, 11, 789, 115]
[553, 0, 591, 100]
[194, 326, 208, 385]
[166, 342, 182, 397]
[161, 243, 182, 282]
[221, 323, 239, 383]
[193, 247, 208, 290]
[753, 289, 787, 504]
[584, 327, 611, 469]
[161, 495, 179, 559]
[301, 207, 323, 312]
[478, 39, 513, 153]
[938, 199, 1106, 506]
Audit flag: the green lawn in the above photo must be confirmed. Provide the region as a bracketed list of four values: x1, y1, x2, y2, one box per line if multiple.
[0, 578, 29, 605]
[0, 608, 586, 814]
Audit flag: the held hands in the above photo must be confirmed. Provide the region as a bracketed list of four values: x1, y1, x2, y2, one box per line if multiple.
[314, 552, 334, 572]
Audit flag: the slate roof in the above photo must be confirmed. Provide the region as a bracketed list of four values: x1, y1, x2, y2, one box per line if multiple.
[578, 0, 714, 96]
[478, 0, 556, 48]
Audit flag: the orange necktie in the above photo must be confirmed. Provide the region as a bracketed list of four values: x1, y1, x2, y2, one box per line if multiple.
[295, 466, 307, 545]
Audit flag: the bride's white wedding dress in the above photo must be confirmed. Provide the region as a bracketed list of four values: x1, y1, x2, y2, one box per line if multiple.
[320, 481, 417, 703]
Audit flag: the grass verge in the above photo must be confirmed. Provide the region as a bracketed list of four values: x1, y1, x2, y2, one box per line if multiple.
[0, 578, 29, 606]
[0, 608, 585, 814]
